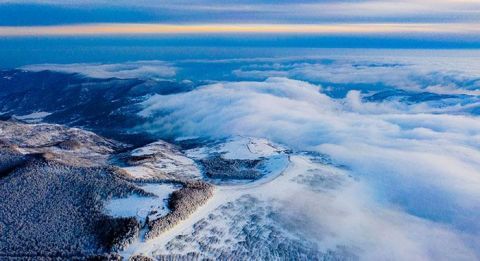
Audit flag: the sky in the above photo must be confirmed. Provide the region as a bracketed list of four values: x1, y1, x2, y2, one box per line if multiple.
[0, 0, 480, 68]
[0, 0, 479, 37]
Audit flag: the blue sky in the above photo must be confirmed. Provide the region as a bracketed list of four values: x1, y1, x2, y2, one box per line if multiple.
[0, 1, 479, 51]
[0, 1, 479, 29]
[1, 0, 479, 25]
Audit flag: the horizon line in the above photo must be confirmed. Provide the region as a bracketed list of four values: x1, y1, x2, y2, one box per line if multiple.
[1, 23, 480, 36]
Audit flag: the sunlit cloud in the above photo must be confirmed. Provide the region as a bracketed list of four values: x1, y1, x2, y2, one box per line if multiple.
[1, 23, 479, 36]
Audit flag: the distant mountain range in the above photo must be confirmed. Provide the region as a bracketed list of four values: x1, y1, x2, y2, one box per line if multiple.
[0, 69, 193, 146]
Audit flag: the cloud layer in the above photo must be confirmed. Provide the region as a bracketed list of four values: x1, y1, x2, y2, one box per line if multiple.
[232, 55, 480, 96]
[22, 61, 176, 79]
[137, 56, 480, 258]
[16, 53, 480, 258]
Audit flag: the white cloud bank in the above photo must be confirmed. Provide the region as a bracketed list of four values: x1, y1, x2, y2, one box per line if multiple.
[232, 55, 480, 96]
[139, 76, 480, 259]
[22, 61, 176, 80]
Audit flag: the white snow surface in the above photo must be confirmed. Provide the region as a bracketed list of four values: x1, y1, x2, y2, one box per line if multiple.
[120, 151, 479, 260]
[104, 183, 179, 223]
[119, 146, 291, 258]
[0, 121, 121, 166]
[186, 137, 286, 160]
[124, 140, 201, 180]
[220, 137, 286, 160]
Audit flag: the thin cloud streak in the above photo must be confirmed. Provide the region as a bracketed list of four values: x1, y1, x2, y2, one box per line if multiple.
[1, 23, 480, 36]
[2, 0, 480, 24]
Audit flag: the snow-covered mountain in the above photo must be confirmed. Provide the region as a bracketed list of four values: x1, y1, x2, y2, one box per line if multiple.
[1, 53, 480, 260]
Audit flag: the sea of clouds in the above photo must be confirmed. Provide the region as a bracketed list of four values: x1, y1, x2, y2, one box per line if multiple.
[137, 55, 480, 259]
[230, 55, 480, 96]
[21, 53, 480, 259]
